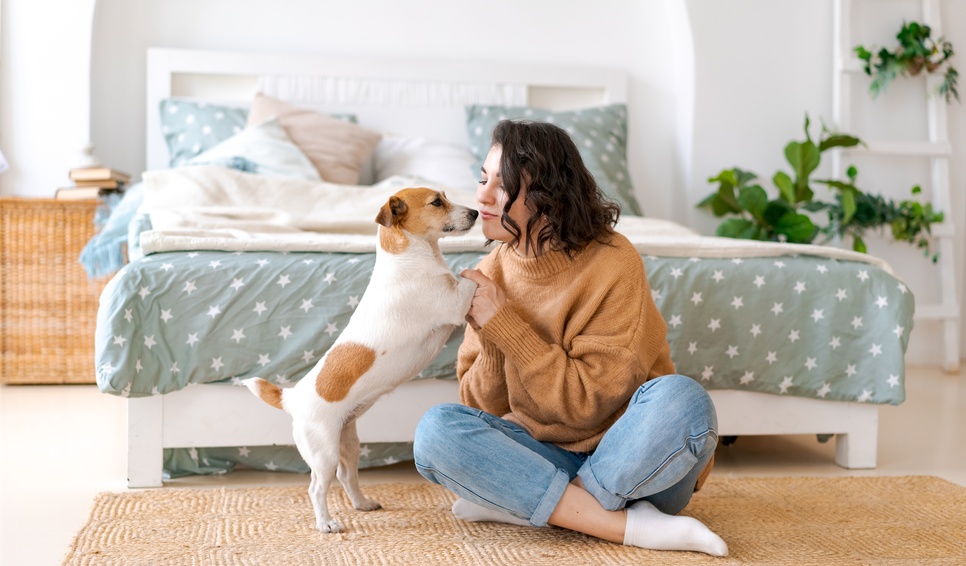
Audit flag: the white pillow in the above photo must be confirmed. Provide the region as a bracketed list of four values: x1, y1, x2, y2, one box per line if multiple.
[372, 134, 479, 193]
[189, 118, 321, 181]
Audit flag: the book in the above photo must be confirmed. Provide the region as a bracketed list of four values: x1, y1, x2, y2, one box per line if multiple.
[68, 166, 131, 184]
[72, 178, 122, 189]
[54, 186, 122, 200]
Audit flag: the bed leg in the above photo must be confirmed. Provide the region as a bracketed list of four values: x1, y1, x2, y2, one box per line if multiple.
[127, 396, 164, 488]
[832, 405, 879, 469]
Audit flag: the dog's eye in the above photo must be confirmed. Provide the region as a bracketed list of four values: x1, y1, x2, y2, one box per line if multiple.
[430, 198, 443, 207]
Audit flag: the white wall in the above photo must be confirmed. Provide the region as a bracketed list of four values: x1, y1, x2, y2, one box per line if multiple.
[0, 0, 963, 368]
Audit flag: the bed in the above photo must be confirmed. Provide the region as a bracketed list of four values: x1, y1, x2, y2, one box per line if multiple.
[93, 48, 914, 488]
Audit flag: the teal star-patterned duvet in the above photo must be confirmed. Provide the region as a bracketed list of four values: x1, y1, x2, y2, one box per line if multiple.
[95, 244, 913, 478]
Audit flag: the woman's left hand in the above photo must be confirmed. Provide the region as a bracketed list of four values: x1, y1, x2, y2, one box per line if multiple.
[460, 269, 506, 329]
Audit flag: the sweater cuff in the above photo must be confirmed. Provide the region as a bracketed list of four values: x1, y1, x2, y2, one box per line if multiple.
[479, 304, 548, 364]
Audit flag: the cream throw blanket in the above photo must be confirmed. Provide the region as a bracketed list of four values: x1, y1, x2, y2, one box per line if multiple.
[139, 166, 897, 275]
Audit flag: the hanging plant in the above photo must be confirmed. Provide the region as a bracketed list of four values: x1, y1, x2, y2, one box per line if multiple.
[854, 20, 959, 103]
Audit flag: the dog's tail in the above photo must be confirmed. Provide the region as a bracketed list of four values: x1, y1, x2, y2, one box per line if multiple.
[242, 377, 285, 411]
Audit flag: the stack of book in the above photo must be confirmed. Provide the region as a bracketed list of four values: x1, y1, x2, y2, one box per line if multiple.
[55, 167, 131, 200]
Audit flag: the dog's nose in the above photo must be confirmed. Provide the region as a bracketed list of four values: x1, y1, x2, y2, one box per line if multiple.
[469, 209, 479, 220]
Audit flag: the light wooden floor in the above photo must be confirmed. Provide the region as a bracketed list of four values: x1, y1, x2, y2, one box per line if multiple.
[1, 365, 963, 565]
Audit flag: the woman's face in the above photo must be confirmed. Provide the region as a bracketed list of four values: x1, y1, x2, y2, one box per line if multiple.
[477, 145, 539, 254]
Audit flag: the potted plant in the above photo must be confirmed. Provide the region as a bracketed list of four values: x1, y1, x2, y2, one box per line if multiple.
[854, 20, 959, 103]
[697, 115, 944, 261]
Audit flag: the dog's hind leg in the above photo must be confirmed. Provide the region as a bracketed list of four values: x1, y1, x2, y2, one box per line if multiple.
[337, 418, 382, 512]
[294, 425, 344, 533]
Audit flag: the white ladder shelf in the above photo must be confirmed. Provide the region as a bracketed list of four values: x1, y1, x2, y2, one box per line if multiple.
[832, 0, 960, 373]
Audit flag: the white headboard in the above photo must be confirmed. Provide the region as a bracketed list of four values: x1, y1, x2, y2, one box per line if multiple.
[146, 48, 628, 171]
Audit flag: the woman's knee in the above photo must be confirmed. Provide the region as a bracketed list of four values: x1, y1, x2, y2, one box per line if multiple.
[413, 403, 470, 464]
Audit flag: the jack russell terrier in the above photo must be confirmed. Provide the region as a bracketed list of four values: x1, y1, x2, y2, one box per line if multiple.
[243, 187, 478, 533]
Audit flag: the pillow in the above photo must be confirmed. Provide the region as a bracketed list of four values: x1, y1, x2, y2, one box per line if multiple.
[372, 134, 480, 193]
[465, 104, 642, 215]
[188, 118, 321, 181]
[247, 93, 382, 185]
[160, 99, 248, 167]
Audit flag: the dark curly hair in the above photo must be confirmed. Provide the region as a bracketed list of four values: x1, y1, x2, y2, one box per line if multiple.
[490, 119, 621, 257]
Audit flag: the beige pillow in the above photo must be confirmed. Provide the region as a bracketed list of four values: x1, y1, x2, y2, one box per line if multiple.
[246, 93, 382, 185]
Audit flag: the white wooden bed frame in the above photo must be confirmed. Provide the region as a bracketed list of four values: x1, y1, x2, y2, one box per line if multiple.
[126, 47, 880, 488]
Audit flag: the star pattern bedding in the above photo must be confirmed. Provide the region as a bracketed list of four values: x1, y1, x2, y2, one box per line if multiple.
[95, 243, 913, 475]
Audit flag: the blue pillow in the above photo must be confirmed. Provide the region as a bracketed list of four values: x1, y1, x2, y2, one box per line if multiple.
[465, 104, 642, 215]
[159, 99, 248, 168]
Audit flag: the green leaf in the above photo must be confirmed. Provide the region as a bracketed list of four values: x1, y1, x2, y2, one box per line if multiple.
[716, 218, 762, 240]
[774, 213, 817, 243]
[738, 184, 769, 219]
[852, 235, 867, 254]
[763, 200, 793, 226]
[785, 140, 821, 201]
[818, 134, 863, 152]
[773, 171, 795, 203]
[841, 189, 857, 224]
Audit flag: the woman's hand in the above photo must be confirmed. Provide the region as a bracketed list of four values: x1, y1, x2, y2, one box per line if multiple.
[460, 269, 506, 330]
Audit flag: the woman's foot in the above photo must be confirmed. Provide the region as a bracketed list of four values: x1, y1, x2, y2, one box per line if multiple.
[623, 500, 728, 556]
[451, 497, 530, 527]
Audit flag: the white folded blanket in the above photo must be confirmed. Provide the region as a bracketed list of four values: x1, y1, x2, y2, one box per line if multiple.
[139, 166, 897, 275]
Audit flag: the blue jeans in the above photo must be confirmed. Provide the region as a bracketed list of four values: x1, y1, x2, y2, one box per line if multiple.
[414, 374, 718, 527]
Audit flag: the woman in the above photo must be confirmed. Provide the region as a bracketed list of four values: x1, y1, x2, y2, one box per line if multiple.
[413, 120, 726, 556]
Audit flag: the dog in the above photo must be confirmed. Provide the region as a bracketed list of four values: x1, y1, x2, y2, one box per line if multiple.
[243, 187, 479, 533]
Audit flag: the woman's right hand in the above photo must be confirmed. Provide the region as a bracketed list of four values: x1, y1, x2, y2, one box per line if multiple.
[461, 269, 506, 330]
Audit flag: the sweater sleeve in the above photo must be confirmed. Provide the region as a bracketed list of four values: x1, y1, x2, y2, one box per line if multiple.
[456, 323, 510, 415]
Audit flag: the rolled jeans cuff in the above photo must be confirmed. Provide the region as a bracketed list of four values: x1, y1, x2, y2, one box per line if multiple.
[530, 468, 572, 527]
[576, 464, 625, 511]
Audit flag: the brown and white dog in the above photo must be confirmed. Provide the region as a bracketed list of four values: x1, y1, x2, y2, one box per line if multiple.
[243, 187, 478, 533]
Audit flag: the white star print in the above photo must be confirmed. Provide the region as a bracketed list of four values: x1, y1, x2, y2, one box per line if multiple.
[265, 461, 278, 471]
[804, 357, 817, 370]
[753, 275, 766, 288]
[347, 295, 360, 308]
[138, 286, 151, 299]
[144, 335, 157, 349]
[124, 308, 133, 322]
[835, 288, 847, 301]
[851, 316, 863, 330]
[160, 309, 173, 323]
[817, 383, 831, 398]
[256, 259, 269, 267]
[829, 336, 842, 349]
[651, 288, 663, 302]
[99, 362, 116, 374]
[231, 329, 246, 343]
[869, 344, 882, 357]
[750, 324, 762, 337]
[893, 325, 904, 338]
[302, 259, 314, 265]
[701, 366, 714, 381]
[771, 302, 784, 316]
[793, 281, 806, 294]
[707, 318, 721, 331]
[687, 342, 698, 354]
[816, 264, 828, 274]
[135, 359, 143, 374]
[257, 354, 271, 367]
[726, 345, 739, 359]
[160, 263, 174, 271]
[278, 326, 293, 340]
[766, 351, 777, 364]
[230, 278, 245, 291]
[887, 374, 900, 388]
[170, 362, 180, 374]
[187, 252, 199, 258]
[323, 272, 337, 284]
[186, 333, 199, 346]
[184, 281, 197, 294]
[779, 376, 793, 393]
[731, 258, 744, 265]
[857, 270, 869, 282]
[811, 309, 824, 322]
[277, 275, 291, 288]
[691, 292, 703, 306]
[712, 270, 725, 283]
[113, 335, 127, 346]
[302, 350, 315, 363]
[788, 330, 800, 343]
[300, 299, 315, 313]
[208, 260, 222, 269]
[773, 260, 786, 268]
[668, 314, 682, 328]
[670, 267, 683, 279]
[845, 364, 857, 377]
[739, 371, 754, 385]
[731, 296, 744, 309]
[857, 390, 872, 403]
[207, 305, 222, 318]
[875, 296, 888, 308]
[325, 323, 339, 337]
[238, 447, 251, 457]
[253, 302, 267, 315]
[211, 357, 225, 371]
[897, 282, 908, 294]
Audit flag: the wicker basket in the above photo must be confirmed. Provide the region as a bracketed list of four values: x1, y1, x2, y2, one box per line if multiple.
[1, 197, 108, 384]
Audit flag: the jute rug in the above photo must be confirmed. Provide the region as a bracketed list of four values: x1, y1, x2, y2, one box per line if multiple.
[64, 475, 966, 565]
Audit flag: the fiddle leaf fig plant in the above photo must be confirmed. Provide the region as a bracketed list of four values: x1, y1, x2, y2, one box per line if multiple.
[697, 115, 944, 260]
[854, 20, 959, 103]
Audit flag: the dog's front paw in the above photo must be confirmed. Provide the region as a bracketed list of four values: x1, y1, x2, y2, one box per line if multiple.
[316, 519, 345, 534]
[354, 498, 382, 512]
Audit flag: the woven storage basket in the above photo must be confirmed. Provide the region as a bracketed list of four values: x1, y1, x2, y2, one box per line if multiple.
[1, 197, 107, 384]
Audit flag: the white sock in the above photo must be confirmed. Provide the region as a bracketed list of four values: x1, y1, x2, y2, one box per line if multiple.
[451, 497, 531, 527]
[623, 500, 728, 557]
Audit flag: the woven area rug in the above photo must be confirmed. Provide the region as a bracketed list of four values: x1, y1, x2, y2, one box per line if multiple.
[64, 475, 966, 565]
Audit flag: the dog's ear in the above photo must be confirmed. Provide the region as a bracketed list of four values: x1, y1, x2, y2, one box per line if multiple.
[375, 196, 408, 227]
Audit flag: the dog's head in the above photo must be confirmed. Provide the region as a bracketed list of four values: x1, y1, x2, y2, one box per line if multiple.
[375, 188, 478, 252]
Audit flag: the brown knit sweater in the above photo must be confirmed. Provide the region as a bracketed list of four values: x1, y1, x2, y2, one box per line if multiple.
[457, 232, 676, 453]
